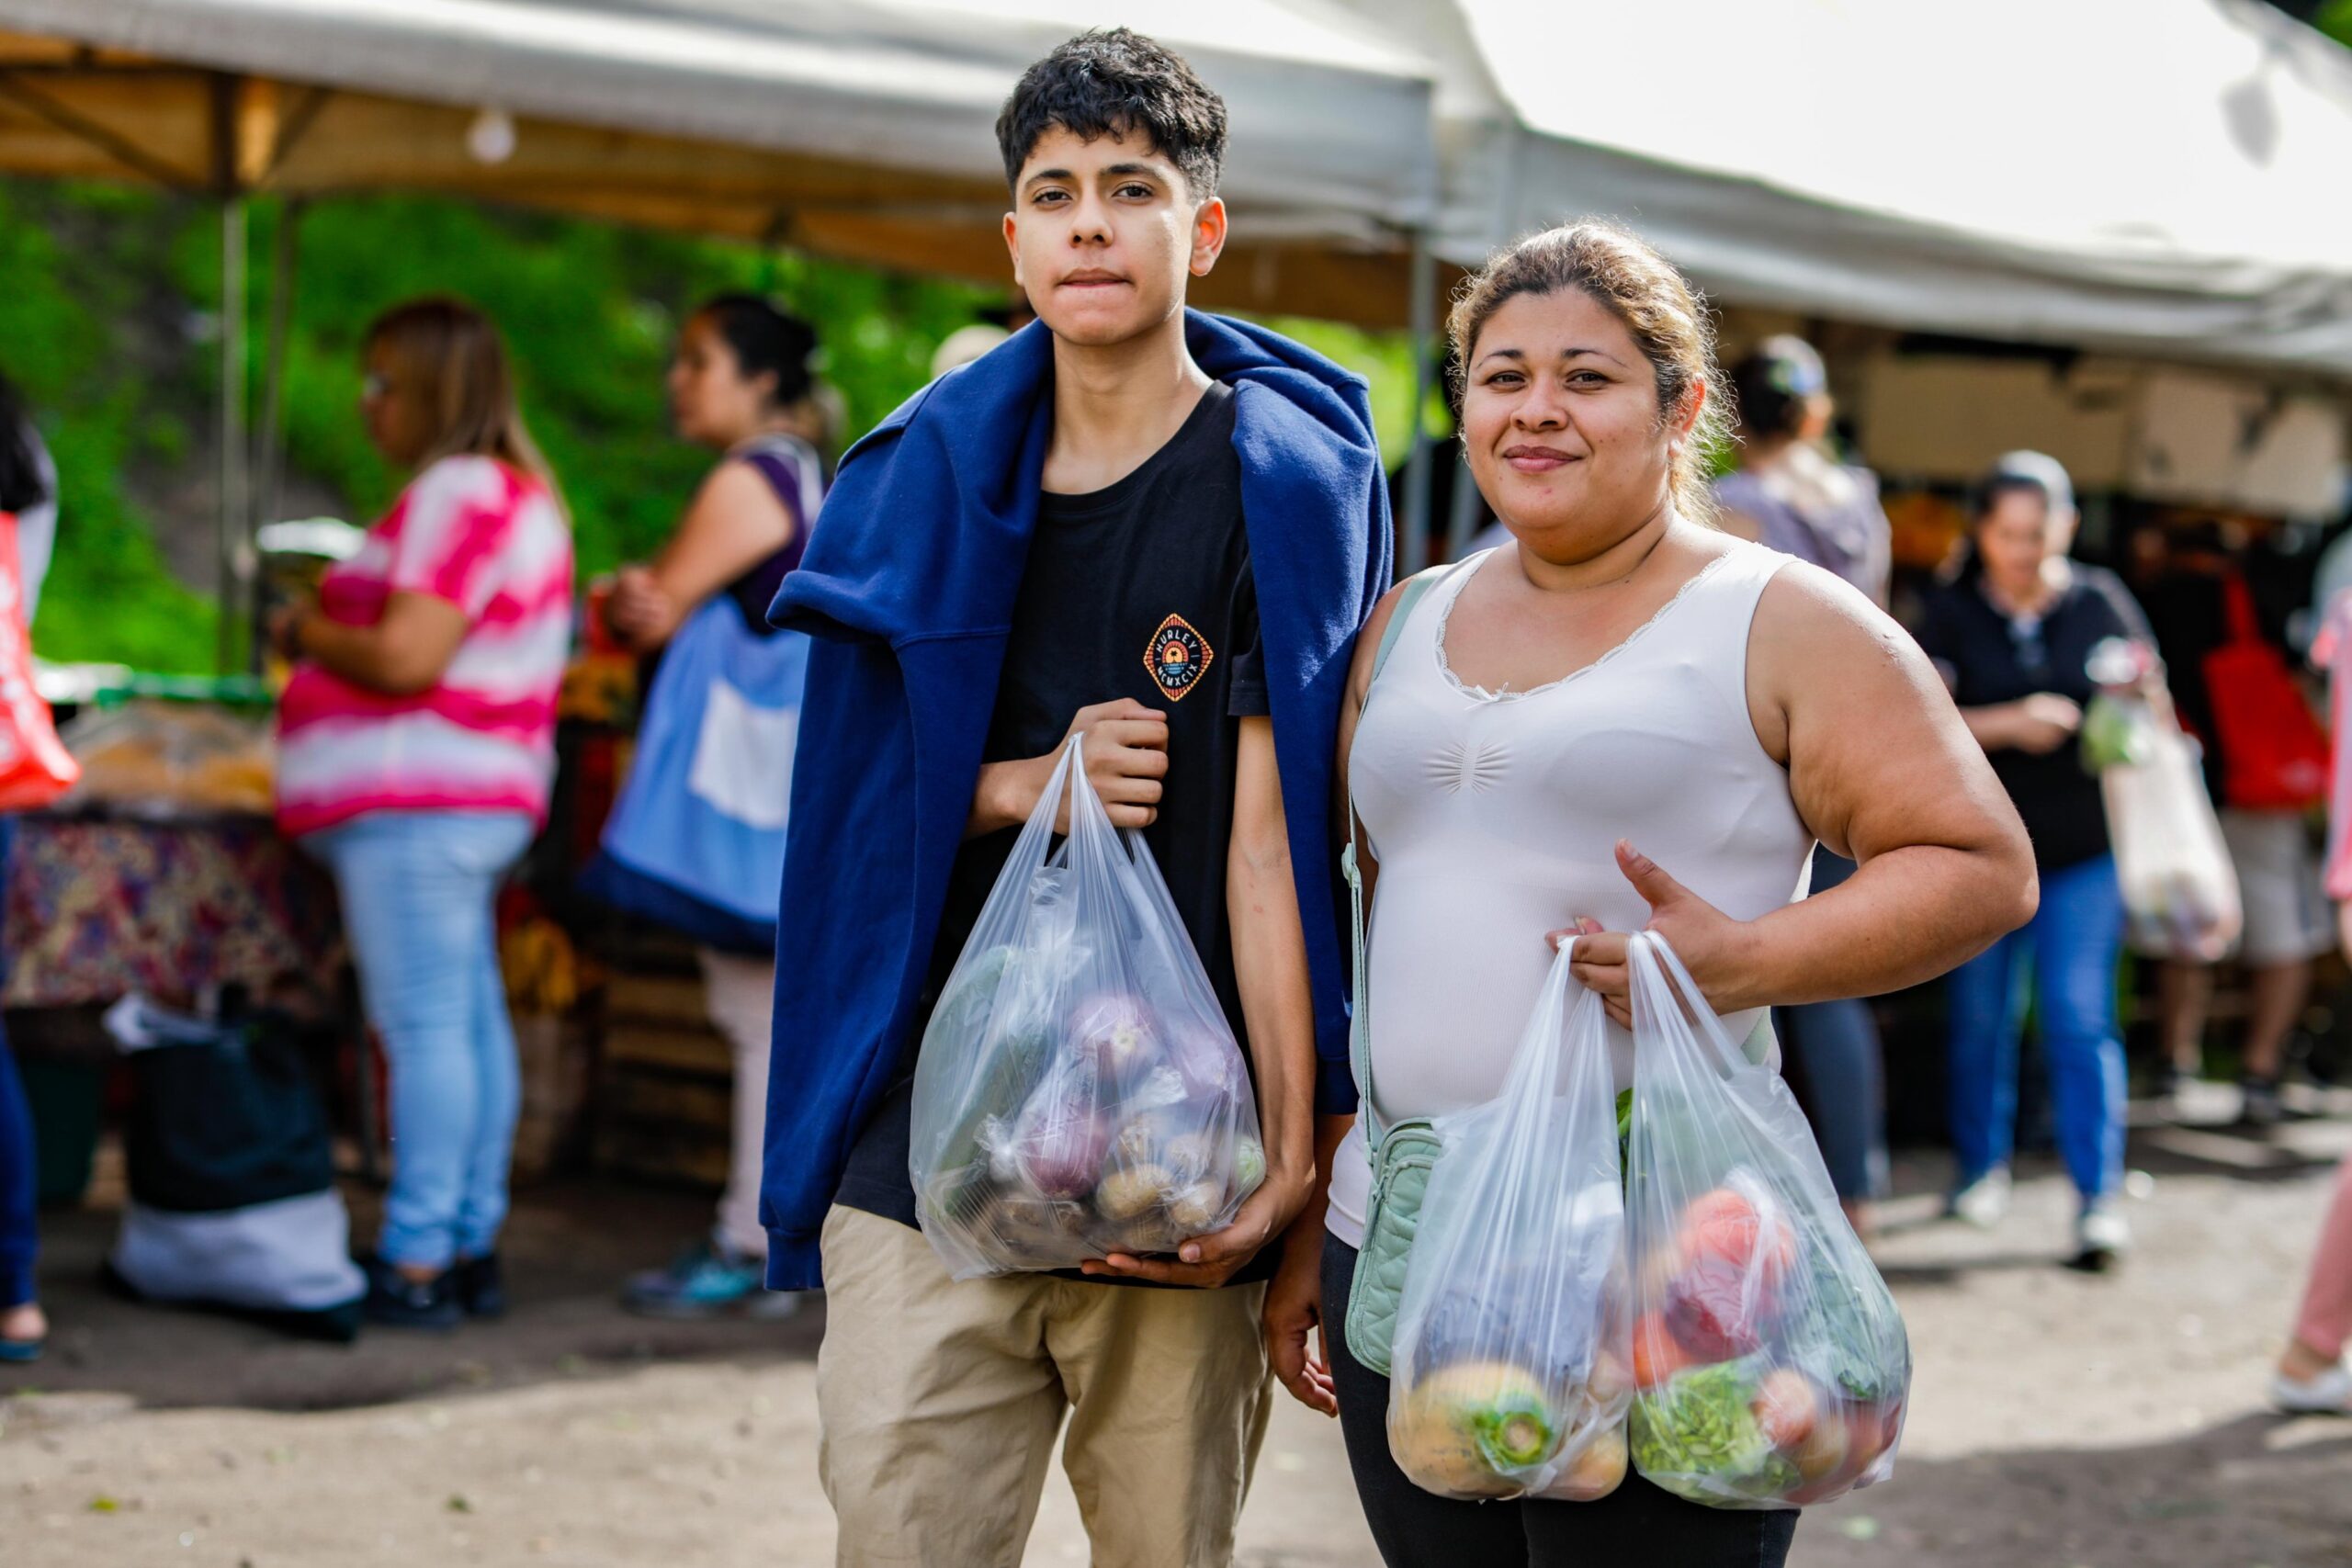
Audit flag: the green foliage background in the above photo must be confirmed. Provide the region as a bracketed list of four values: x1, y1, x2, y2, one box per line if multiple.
[0, 181, 1419, 674]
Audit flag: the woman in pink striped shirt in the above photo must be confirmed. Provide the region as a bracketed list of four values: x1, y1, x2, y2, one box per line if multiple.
[273, 299, 574, 1330]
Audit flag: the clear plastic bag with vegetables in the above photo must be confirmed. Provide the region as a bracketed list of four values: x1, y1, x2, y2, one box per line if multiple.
[1386, 941, 1632, 1503]
[909, 738, 1265, 1280]
[1623, 934, 1909, 1511]
[2082, 640, 2243, 962]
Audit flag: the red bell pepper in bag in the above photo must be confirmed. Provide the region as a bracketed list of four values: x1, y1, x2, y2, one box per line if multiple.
[0, 512, 76, 810]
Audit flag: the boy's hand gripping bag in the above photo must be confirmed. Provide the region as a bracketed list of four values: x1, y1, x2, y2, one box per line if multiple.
[1623, 934, 1909, 1510]
[909, 738, 1266, 1279]
[1385, 940, 1632, 1502]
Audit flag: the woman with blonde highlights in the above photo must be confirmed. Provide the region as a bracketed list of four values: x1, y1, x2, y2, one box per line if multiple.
[275, 297, 575, 1330]
[1261, 222, 2037, 1563]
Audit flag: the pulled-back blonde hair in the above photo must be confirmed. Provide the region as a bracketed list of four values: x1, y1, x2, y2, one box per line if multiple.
[1446, 220, 1727, 524]
[366, 297, 564, 514]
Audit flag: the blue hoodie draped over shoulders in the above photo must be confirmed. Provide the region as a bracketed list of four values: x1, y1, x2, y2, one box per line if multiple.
[759, 311, 1391, 1288]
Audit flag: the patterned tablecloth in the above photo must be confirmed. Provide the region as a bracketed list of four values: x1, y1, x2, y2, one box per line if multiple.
[2, 811, 342, 1009]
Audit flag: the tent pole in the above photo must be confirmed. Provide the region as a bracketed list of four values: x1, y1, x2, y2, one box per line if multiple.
[1447, 446, 1483, 556]
[252, 198, 304, 672]
[217, 194, 248, 675]
[1400, 231, 1437, 577]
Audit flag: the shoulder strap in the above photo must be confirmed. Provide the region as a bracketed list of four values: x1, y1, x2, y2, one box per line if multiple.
[1368, 568, 1442, 686]
[738, 433, 828, 526]
[1342, 564, 1448, 1147]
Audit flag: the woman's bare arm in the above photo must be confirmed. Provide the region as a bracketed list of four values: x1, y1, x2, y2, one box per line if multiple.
[1568, 563, 2037, 1018]
[608, 459, 796, 649]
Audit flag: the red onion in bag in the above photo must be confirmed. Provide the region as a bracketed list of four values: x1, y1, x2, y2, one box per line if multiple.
[1013, 1087, 1111, 1200]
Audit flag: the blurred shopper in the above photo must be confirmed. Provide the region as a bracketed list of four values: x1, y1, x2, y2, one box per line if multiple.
[2272, 1152, 2352, 1412]
[273, 299, 574, 1330]
[2280, 571, 2352, 1412]
[1714, 337, 1894, 1235]
[1288, 221, 2033, 1567]
[596, 296, 829, 1319]
[1917, 453, 2154, 1269]
[0, 369, 54, 1360]
[2143, 525, 2331, 1123]
[1714, 336, 1890, 604]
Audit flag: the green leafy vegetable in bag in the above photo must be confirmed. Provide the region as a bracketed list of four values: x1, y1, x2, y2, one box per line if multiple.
[1629, 1359, 1789, 1496]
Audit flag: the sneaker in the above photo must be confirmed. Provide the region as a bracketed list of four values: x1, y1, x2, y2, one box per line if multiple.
[2069, 1204, 2131, 1272]
[2269, 1362, 2352, 1416]
[2239, 1077, 2285, 1128]
[2152, 1063, 2196, 1104]
[1947, 1167, 2012, 1229]
[452, 1253, 506, 1320]
[362, 1258, 461, 1331]
[622, 1240, 800, 1321]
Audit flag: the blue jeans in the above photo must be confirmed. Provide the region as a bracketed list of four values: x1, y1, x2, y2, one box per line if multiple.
[0, 819, 32, 1308]
[1946, 853, 2127, 1207]
[306, 810, 535, 1269]
[1779, 852, 1889, 1202]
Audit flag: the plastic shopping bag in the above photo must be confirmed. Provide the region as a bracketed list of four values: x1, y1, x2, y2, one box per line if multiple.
[1386, 940, 1631, 1502]
[910, 738, 1265, 1279]
[2083, 637, 2240, 961]
[2099, 722, 2243, 963]
[1623, 934, 1908, 1510]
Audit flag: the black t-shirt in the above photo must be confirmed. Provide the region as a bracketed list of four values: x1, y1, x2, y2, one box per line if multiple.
[1915, 564, 2151, 873]
[834, 384, 1272, 1283]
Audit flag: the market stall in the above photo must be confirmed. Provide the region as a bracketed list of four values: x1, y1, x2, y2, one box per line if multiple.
[4, 678, 322, 1011]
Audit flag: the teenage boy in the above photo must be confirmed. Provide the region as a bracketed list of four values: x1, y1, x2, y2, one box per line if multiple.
[760, 28, 1390, 1568]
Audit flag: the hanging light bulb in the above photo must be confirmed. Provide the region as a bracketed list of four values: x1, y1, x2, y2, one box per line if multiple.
[467, 107, 517, 165]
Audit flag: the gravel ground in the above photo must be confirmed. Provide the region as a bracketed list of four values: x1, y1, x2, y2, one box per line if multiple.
[4, 1100, 2349, 1568]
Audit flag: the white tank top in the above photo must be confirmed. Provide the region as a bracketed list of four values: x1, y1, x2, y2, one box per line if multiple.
[1327, 542, 1815, 1247]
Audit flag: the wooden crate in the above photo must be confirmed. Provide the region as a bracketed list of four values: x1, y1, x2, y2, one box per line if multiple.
[583, 953, 739, 1190]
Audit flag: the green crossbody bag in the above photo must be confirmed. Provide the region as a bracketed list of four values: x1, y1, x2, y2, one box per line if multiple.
[1339, 566, 1446, 1378]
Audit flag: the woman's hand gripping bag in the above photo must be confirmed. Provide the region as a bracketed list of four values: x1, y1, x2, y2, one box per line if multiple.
[1386, 941, 1632, 1503]
[1622, 934, 1909, 1510]
[909, 739, 1265, 1279]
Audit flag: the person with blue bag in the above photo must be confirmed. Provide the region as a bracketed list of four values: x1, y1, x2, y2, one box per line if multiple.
[587, 296, 830, 1318]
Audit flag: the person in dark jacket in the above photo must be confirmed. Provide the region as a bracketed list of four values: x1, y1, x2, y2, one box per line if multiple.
[762, 31, 1388, 1565]
[1917, 453, 2156, 1270]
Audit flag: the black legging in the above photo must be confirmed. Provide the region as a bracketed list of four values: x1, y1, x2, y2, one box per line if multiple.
[1321, 1234, 1799, 1568]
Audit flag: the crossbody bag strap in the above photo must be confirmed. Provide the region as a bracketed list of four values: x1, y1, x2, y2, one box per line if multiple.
[1343, 564, 1450, 1149]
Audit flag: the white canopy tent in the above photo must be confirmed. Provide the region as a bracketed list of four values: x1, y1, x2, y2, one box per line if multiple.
[1333, 0, 2352, 557]
[0, 0, 1439, 312]
[1343, 0, 2352, 375]
[0, 0, 1445, 658]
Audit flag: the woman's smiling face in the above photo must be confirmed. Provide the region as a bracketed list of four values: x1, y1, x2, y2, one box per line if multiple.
[1460, 287, 1693, 551]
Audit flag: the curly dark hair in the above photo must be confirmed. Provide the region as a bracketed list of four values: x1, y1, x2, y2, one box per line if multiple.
[995, 28, 1227, 199]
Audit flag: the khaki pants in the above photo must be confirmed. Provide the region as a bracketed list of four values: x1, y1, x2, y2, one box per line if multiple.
[816, 1205, 1272, 1568]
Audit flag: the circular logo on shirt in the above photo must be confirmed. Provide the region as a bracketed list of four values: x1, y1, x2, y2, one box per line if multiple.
[1145, 614, 1215, 701]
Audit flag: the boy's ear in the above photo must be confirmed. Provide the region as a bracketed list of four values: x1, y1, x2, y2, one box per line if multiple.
[1189, 197, 1228, 278]
[1003, 210, 1025, 293]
